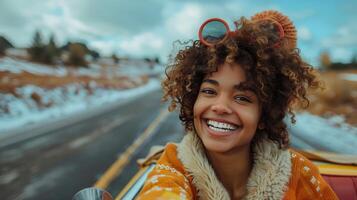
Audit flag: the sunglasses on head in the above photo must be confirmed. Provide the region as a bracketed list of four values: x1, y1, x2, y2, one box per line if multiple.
[198, 17, 285, 48]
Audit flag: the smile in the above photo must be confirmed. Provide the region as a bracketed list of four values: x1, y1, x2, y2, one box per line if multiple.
[206, 119, 240, 133]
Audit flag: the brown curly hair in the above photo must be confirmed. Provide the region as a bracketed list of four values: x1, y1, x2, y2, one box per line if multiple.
[162, 14, 320, 148]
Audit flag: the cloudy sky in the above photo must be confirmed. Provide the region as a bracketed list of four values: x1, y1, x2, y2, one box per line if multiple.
[0, 0, 356, 65]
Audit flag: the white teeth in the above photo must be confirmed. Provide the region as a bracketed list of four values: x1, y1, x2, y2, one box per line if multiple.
[207, 120, 238, 132]
[209, 126, 231, 132]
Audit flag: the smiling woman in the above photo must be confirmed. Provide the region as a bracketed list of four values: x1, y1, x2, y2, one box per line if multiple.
[135, 10, 339, 200]
[193, 62, 261, 155]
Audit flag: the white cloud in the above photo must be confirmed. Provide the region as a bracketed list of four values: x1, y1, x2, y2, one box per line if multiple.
[321, 23, 357, 48]
[330, 48, 354, 63]
[41, 1, 105, 41]
[0, 0, 104, 46]
[119, 32, 164, 57]
[298, 26, 312, 41]
[289, 9, 316, 20]
[88, 40, 117, 56]
[63, 0, 164, 36]
[165, 3, 203, 38]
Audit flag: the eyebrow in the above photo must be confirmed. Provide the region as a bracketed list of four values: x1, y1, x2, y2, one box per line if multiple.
[202, 78, 255, 92]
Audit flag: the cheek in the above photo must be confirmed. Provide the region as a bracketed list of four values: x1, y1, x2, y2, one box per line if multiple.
[245, 108, 261, 126]
[192, 100, 201, 131]
[237, 106, 261, 124]
[193, 94, 202, 114]
[193, 96, 207, 124]
[193, 98, 202, 119]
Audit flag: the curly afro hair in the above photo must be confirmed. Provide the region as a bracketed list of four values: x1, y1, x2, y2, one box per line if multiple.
[162, 11, 320, 148]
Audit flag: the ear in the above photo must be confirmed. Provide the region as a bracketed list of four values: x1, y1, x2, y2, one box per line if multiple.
[258, 122, 265, 130]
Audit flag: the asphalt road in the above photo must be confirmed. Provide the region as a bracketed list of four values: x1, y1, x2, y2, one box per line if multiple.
[0, 87, 338, 200]
[0, 88, 184, 200]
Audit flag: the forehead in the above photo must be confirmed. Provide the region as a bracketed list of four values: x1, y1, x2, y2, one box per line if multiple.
[202, 62, 258, 92]
[204, 62, 247, 83]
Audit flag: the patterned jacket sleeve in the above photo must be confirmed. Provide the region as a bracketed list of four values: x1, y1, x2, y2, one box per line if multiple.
[292, 152, 339, 200]
[136, 144, 194, 200]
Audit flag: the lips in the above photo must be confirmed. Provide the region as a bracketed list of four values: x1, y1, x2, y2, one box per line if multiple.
[203, 118, 242, 136]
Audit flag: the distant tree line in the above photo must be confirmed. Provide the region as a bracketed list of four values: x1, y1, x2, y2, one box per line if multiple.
[111, 53, 120, 64]
[144, 57, 160, 64]
[328, 60, 357, 70]
[26, 30, 102, 67]
[319, 51, 357, 70]
[27, 31, 60, 64]
[0, 36, 14, 56]
[1, 31, 161, 67]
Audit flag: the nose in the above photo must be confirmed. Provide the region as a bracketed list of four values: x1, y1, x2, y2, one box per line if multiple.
[211, 97, 233, 115]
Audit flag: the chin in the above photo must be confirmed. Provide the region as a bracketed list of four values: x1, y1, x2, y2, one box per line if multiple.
[198, 133, 235, 153]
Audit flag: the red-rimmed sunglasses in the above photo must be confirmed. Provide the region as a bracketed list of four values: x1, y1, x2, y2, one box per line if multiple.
[198, 17, 285, 48]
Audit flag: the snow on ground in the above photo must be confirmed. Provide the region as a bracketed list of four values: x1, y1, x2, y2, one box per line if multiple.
[288, 112, 357, 154]
[0, 57, 164, 134]
[0, 78, 161, 133]
[341, 73, 357, 82]
[0, 56, 104, 77]
[0, 57, 164, 77]
[0, 57, 67, 76]
[117, 59, 164, 77]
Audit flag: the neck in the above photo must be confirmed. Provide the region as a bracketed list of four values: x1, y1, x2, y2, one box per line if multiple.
[206, 145, 253, 199]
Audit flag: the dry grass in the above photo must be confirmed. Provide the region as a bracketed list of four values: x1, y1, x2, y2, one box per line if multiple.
[296, 69, 357, 125]
[0, 70, 148, 108]
[0, 71, 148, 93]
[1, 69, 149, 110]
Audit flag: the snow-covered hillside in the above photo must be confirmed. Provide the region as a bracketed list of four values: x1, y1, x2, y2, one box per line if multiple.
[0, 57, 163, 133]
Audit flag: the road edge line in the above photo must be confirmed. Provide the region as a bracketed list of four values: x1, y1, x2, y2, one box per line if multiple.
[93, 108, 169, 189]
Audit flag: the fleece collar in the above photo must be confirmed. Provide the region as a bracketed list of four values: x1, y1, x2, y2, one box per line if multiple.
[177, 132, 292, 200]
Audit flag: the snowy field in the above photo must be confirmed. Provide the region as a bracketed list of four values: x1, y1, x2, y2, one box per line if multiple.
[0, 57, 164, 78]
[0, 57, 163, 134]
[289, 112, 357, 154]
[0, 57, 356, 154]
[0, 79, 161, 133]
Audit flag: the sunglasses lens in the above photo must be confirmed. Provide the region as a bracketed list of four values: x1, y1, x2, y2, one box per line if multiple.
[201, 20, 229, 45]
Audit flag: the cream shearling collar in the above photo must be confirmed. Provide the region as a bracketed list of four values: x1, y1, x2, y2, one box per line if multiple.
[177, 132, 292, 200]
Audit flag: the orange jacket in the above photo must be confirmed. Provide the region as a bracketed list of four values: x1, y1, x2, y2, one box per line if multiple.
[137, 133, 338, 200]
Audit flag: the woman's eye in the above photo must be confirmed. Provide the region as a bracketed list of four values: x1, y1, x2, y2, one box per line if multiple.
[234, 96, 252, 103]
[200, 88, 216, 95]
